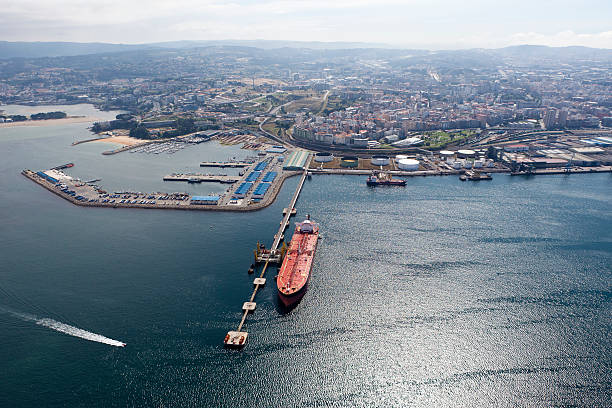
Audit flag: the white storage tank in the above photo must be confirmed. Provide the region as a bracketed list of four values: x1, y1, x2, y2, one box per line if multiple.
[457, 149, 476, 158]
[464, 160, 473, 169]
[440, 150, 455, 159]
[395, 154, 409, 161]
[473, 159, 484, 168]
[451, 161, 463, 169]
[487, 159, 495, 168]
[314, 152, 334, 163]
[397, 159, 420, 171]
[371, 155, 390, 166]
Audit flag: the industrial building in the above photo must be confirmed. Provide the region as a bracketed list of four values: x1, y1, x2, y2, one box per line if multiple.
[245, 171, 261, 182]
[252, 183, 271, 199]
[254, 160, 270, 172]
[190, 196, 220, 205]
[233, 182, 253, 199]
[283, 150, 309, 170]
[262, 172, 277, 183]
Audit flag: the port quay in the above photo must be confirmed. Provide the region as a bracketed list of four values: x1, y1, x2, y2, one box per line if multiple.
[22, 148, 310, 213]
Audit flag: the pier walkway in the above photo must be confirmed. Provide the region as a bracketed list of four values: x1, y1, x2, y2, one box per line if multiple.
[224, 166, 309, 348]
[200, 161, 251, 168]
[163, 174, 240, 183]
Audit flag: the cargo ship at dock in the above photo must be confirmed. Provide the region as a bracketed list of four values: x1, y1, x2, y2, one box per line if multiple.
[276, 216, 319, 307]
[366, 171, 406, 186]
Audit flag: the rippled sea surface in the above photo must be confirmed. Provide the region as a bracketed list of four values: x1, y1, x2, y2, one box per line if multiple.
[1, 107, 611, 407]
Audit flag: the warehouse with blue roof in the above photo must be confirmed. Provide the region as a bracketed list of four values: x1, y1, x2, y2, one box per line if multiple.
[252, 183, 270, 199]
[245, 171, 261, 182]
[254, 160, 269, 172]
[262, 171, 277, 183]
[190, 196, 220, 205]
[233, 182, 253, 198]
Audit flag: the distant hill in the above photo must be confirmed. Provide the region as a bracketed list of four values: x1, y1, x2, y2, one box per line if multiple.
[150, 39, 390, 50]
[0, 41, 154, 59]
[0, 40, 610, 61]
[493, 44, 612, 60]
[0, 40, 390, 59]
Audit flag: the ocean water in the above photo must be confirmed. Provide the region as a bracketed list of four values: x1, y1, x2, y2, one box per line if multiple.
[0, 106, 610, 407]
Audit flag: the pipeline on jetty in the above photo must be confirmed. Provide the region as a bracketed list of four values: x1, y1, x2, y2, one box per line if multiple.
[224, 168, 308, 348]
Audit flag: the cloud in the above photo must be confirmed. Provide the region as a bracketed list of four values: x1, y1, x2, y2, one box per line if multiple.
[0, 0, 610, 48]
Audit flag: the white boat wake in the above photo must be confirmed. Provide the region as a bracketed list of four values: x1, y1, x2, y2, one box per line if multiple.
[2, 308, 126, 347]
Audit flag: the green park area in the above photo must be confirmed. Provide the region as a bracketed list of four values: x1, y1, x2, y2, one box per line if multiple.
[422, 130, 475, 149]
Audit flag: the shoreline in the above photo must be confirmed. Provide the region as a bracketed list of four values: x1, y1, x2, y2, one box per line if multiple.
[23, 165, 612, 213]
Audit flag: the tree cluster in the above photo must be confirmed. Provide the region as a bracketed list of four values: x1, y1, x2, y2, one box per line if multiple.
[30, 111, 67, 120]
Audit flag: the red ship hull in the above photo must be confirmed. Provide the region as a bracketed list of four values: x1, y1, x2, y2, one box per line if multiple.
[276, 218, 319, 307]
[278, 279, 309, 307]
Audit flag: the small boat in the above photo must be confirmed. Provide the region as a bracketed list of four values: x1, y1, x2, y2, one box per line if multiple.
[462, 170, 491, 181]
[366, 171, 406, 186]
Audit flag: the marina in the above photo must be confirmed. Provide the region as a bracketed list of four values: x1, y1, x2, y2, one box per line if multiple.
[129, 138, 208, 155]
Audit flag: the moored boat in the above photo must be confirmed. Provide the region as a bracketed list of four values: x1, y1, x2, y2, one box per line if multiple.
[276, 216, 319, 307]
[366, 171, 406, 186]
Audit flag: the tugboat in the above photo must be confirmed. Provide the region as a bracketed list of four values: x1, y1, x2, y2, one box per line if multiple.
[461, 170, 492, 181]
[366, 171, 406, 186]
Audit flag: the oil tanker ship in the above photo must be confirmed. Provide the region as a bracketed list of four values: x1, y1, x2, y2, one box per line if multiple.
[276, 216, 319, 307]
[366, 171, 406, 186]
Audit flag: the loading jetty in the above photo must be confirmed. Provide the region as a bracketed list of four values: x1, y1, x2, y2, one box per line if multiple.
[224, 169, 308, 348]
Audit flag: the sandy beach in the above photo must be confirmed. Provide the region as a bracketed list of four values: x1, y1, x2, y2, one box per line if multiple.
[92, 135, 145, 147]
[0, 116, 98, 128]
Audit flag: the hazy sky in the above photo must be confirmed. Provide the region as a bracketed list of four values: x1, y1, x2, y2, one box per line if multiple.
[2, 0, 611, 49]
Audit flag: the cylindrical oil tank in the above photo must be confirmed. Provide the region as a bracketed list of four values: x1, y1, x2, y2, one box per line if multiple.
[371, 155, 390, 166]
[439, 150, 455, 159]
[395, 154, 409, 161]
[473, 159, 484, 168]
[451, 161, 463, 169]
[397, 158, 419, 171]
[457, 149, 476, 158]
[314, 152, 334, 163]
[340, 156, 359, 168]
[464, 160, 473, 169]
